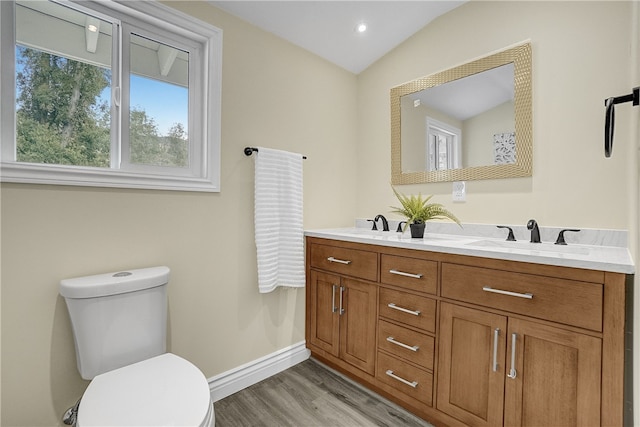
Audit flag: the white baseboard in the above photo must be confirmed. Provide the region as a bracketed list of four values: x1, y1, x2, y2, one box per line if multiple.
[208, 341, 310, 402]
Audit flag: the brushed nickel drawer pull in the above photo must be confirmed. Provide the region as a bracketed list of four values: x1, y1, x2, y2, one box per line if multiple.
[331, 285, 337, 313]
[387, 336, 419, 352]
[385, 370, 418, 388]
[482, 286, 533, 299]
[507, 333, 518, 379]
[389, 269, 423, 279]
[327, 256, 351, 265]
[387, 303, 421, 316]
[492, 328, 500, 372]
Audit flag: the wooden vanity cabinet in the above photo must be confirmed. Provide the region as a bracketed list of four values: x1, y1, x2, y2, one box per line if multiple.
[503, 317, 602, 426]
[437, 303, 507, 427]
[437, 303, 602, 426]
[305, 236, 628, 427]
[307, 242, 378, 375]
[376, 252, 438, 408]
[437, 259, 625, 427]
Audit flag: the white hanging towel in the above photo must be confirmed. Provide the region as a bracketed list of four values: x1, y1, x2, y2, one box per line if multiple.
[254, 147, 305, 293]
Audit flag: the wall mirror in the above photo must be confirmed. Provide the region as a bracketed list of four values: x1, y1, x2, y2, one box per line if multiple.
[391, 42, 532, 184]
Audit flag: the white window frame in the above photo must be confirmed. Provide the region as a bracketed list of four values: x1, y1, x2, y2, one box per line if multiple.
[426, 117, 461, 171]
[0, 0, 222, 192]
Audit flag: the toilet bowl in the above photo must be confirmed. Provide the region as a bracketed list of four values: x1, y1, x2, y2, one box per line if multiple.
[77, 353, 214, 427]
[59, 266, 214, 426]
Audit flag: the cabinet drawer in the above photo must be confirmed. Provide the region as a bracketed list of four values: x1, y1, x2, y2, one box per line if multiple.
[380, 254, 437, 294]
[379, 287, 436, 333]
[377, 351, 433, 406]
[441, 263, 603, 331]
[378, 320, 434, 370]
[310, 243, 378, 282]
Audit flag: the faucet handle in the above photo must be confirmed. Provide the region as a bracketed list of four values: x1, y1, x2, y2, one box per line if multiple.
[396, 221, 407, 233]
[497, 225, 517, 241]
[367, 219, 378, 231]
[555, 229, 580, 245]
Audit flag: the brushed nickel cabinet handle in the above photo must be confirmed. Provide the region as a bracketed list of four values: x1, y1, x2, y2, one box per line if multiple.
[339, 286, 345, 315]
[331, 284, 337, 313]
[482, 286, 533, 299]
[387, 336, 419, 352]
[327, 256, 351, 265]
[507, 333, 518, 379]
[387, 303, 421, 316]
[385, 370, 418, 388]
[389, 269, 423, 279]
[492, 328, 500, 372]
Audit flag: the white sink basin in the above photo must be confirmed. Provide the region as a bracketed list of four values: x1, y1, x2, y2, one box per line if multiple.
[466, 239, 590, 255]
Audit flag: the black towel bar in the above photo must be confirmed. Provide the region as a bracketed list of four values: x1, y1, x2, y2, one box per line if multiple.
[244, 147, 307, 159]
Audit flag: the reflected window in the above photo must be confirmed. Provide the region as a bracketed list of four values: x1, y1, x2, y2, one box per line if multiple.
[426, 117, 461, 171]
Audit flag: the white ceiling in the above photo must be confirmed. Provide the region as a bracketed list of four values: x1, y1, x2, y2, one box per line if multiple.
[415, 63, 514, 121]
[209, 1, 466, 74]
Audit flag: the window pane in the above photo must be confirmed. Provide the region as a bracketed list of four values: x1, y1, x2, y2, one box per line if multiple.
[15, 1, 112, 167]
[129, 34, 189, 168]
[437, 136, 449, 170]
[428, 135, 436, 171]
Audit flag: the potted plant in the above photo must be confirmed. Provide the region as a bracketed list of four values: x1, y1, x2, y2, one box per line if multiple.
[391, 187, 461, 238]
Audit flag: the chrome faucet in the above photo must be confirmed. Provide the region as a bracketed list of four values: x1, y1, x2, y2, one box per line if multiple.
[374, 214, 390, 231]
[527, 219, 541, 243]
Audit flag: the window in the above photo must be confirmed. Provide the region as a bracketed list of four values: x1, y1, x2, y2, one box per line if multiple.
[0, 0, 222, 192]
[426, 117, 461, 171]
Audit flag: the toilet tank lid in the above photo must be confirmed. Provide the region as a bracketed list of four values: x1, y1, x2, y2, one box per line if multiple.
[60, 266, 170, 299]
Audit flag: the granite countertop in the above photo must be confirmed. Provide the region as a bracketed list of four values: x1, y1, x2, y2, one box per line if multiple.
[305, 221, 635, 274]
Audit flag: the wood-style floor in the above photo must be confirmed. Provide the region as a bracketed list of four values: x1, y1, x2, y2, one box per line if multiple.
[214, 358, 434, 427]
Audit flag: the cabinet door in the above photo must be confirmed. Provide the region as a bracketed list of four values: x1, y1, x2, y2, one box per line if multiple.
[437, 303, 507, 427]
[339, 278, 377, 374]
[308, 270, 340, 357]
[504, 318, 602, 426]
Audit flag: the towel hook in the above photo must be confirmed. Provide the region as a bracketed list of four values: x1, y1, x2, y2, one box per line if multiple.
[604, 86, 639, 158]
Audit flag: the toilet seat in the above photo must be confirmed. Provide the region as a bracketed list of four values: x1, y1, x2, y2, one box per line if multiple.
[77, 353, 214, 427]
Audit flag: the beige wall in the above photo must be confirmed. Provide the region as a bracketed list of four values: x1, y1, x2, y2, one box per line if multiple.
[463, 100, 514, 168]
[0, 3, 357, 425]
[2, 1, 639, 426]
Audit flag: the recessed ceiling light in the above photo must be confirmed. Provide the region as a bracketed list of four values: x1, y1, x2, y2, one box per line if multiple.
[87, 24, 98, 33]
[355, 22, 367, 33]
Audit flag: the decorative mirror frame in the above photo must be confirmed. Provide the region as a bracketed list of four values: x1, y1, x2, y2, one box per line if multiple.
[391, 42, 532, 184]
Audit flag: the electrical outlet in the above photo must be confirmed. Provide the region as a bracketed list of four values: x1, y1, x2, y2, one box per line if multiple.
[452, 181, 466, 202]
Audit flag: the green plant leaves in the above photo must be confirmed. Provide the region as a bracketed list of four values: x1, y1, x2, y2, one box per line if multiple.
[391, 187, 461, 230]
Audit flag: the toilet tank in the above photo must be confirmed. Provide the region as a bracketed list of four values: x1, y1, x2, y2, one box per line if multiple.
[60, 266, 170, 380]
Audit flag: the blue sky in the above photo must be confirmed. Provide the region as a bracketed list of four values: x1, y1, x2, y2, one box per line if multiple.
[100, 75, 188, 136]
[129, 75, 188, 136]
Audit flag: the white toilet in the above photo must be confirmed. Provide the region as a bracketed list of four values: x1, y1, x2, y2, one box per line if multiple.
[60, 266, 215, 427]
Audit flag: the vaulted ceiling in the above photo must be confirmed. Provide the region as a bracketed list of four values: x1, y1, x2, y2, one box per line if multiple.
[209, 1, 466, 74]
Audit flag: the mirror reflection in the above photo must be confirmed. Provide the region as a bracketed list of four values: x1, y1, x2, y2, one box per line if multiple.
[401, 64, 514, 172]
[391, 43, 532, 184]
